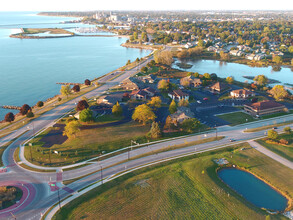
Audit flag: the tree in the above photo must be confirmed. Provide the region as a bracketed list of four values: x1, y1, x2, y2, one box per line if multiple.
[253, 75, 268, 86]
[147, 122, 161, 139]
[147, 97, 162, 109]
[154, 50, 173, 66]
[60, 85, 71, 98]
[268, 129, 278, 140]
[72, 85, 80, 93]
[194, 72, 199, 78]
[210, 73, 218, 80]
[112, 102, 123, 116]
[181, 118, 200, 133]
[288, 46, 293, 54]
[203, 73, 211, 80]
[283, 126, 291, 134]
[36, 101, 44, 107]
[20, 104, 31, 115]
[76, 100, 89, 111]
[4, 112, 15, 122]
[226, 76, 234, 84]
[169, 99, 177, 114]
[269, 85, 289, 100]
[79, 108, 93, 122]
[63, 120, 81, 139]
[180, 77, 190, 88]
[178, 99, 189, 107]
[272, 56, 282, 65]
[132, 104, 156, 125]
[84, 79, 91, 86]
[126, 60, 131, 65]
[26, 111, 34, 118]
[141, 66, 148, 73]
[157, 79, 169, 91]
[164, 115, 176, 130]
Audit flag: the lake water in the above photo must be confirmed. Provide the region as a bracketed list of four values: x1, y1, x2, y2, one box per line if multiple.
[218, 168, 288, 211]
[0, 12, 151, 120]
[174, 59, 293, 86]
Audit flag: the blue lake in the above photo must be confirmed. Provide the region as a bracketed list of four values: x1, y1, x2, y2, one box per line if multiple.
[0, 12, 151, 119]
[218, 168, 288, 211]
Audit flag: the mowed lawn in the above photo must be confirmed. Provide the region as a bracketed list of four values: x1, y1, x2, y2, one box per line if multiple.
[25, 121, 150, 166]
[53, 143, 293, 220]
[217, 112, 256, 126]
[257, 133, 293, 162]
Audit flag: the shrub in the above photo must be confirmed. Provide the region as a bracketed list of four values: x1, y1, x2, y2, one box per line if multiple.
[37, 101, 44, 107]
[283, 126, 291, 134]
[72, 85, 80, 92]
[79, 108, 93, 122]
[26, 111, 34, 118]
[279, 139, 288, 145]
[4, 112, 15, 122]
[20, 104, 31, 115]
[76, 100, 89, 111]
[84, 79, 91, 86]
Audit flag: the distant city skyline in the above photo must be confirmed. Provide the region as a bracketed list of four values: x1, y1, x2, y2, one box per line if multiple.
[0, 0, 292, 11]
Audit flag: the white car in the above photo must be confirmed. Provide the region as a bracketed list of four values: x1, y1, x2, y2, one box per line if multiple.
[197, 100, 202, 104]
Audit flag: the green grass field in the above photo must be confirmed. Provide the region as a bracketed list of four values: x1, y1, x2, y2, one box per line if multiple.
[257, 133, 293, 162]
[53, 143, 293, 220]
[217, 112, 256, 125]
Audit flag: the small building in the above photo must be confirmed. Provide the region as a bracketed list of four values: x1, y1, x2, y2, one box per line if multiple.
[244, 100, 287, 117]
[170, 107, 194, 125]
[180, 76, 202, 88]
[137, 74, 157, 84]
[130, 89, 148, 100]
[143, 87, 156, 97]
[97, 93, 124, 106]
[230, 89, 255, 99]
[210, 82, 229, 93]
[245, 54, 255, 60]
[120, 77, 141, 90]
[168, 89, 189, 101]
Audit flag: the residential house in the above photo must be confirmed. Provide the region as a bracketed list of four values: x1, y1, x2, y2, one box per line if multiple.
[120, 77, 141, 90]
[210, 82, 229, 93]
[130, 89, 148, 100]
[143, 87, 156, 97]
[245, 54, 255, 60]
[170, 107, 195, 125]
[137, 74, 157, 84]
[168, 89, 189, 101]
[97, 93, 124, 106]
[244, 100, 287, 117]
[229, 50, 245, 57]
[230, 89, 255, 99]
[180, 76, 202, 88]
[270, 51, 284, 56]
[207, 46, 217, 52]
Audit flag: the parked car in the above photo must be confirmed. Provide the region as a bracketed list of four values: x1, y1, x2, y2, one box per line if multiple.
[197, 100, 202, 104]
[203, 97, 208, 101]
[229, 139, 236, 142]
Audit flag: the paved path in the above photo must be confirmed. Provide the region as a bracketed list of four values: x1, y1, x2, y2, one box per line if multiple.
[248, 140, 293, 169]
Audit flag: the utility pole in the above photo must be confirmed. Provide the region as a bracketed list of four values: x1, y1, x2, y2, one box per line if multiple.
[100, 165, 103, 184]
[49, 149, 52, 164]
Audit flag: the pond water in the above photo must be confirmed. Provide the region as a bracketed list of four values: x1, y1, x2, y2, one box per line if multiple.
[218, 168, 288, 211]
[173, 59, 293, 87]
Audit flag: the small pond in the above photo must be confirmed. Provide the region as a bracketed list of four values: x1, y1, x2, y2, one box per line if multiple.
[218, 168, 288, 211]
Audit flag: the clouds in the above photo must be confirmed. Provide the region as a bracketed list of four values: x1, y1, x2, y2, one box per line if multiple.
[1, 0, 291, 11]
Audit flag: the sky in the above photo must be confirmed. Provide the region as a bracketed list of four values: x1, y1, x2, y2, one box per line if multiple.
[0, 0, 292, 11]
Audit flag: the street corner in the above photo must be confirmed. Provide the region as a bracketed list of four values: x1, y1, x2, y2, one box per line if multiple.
[48, 182, 60, 191]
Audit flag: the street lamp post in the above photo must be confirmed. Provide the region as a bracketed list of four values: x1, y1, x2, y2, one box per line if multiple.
[100, 165, 103, 184]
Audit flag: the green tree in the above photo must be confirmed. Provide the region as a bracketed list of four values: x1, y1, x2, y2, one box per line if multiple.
[60, 85, 71, 98]
[79, 108, 93, 122]
[147, 121, 161, 139]
[288, 46, 293, 54]
[132, 104, 156, 125]
[26, 111, 34, 118]
[181, 118, 200, 133]
[133, 32, 138, 40]
[63, 120, 81, 139]
[157, 79, 169, 91]
[283, 126, 291, 134]
[126, 59, 131, 65]
[198, 40, 204, 47]
[141, 66, 148, 73]
[194, 72, 199, 78]
[226, 76, 234, 84]
[178, 99, 189, 107]
[269, 85, 289, 100]
[253, 75, 268, 86]
[112, 102, 123, 116]
[268, 129, 278, 140]
[147, 96, 162, 109]
[272, 56, 282, 65]
[203, 73, 211, 80]
[169, 99, 177, 114]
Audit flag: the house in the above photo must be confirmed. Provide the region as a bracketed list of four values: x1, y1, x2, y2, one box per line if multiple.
[245, 54, 255, 60]
[168, 89, 189, 101]
[207, 46, 217, 52]
[210, 82, 229, 93]
[170, 107, 194, 125]
[229, 50, 245, 57]
[244, 100, 287, 117]
[130, 89, 148, 100]
[180, 76, 202, 88]
[137, 74, 157, 84]
[97, 93, 124, 106]
[120, 77, 141, 90]
[230, 89, 255, 99]
[143, 87, 156, 97]
[270, 51, 284, 56]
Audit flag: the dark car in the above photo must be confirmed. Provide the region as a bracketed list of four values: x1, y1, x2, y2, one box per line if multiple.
[229, 139, 236, 142]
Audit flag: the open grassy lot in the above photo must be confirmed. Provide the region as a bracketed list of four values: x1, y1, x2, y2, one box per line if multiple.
[256, 133, 293, 162]
[53, 143, 293, 220]
[217, 112, 256, 126]
[25, 121, 150, 166]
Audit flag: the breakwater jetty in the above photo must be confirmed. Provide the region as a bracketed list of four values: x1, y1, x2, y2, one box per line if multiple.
[1, 105, 21, 110]
[56, 82, 81, 85]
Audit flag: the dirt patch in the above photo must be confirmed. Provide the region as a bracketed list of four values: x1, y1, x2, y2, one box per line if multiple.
[39, 124, 67, 148]
[134, 179, 150, 188]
